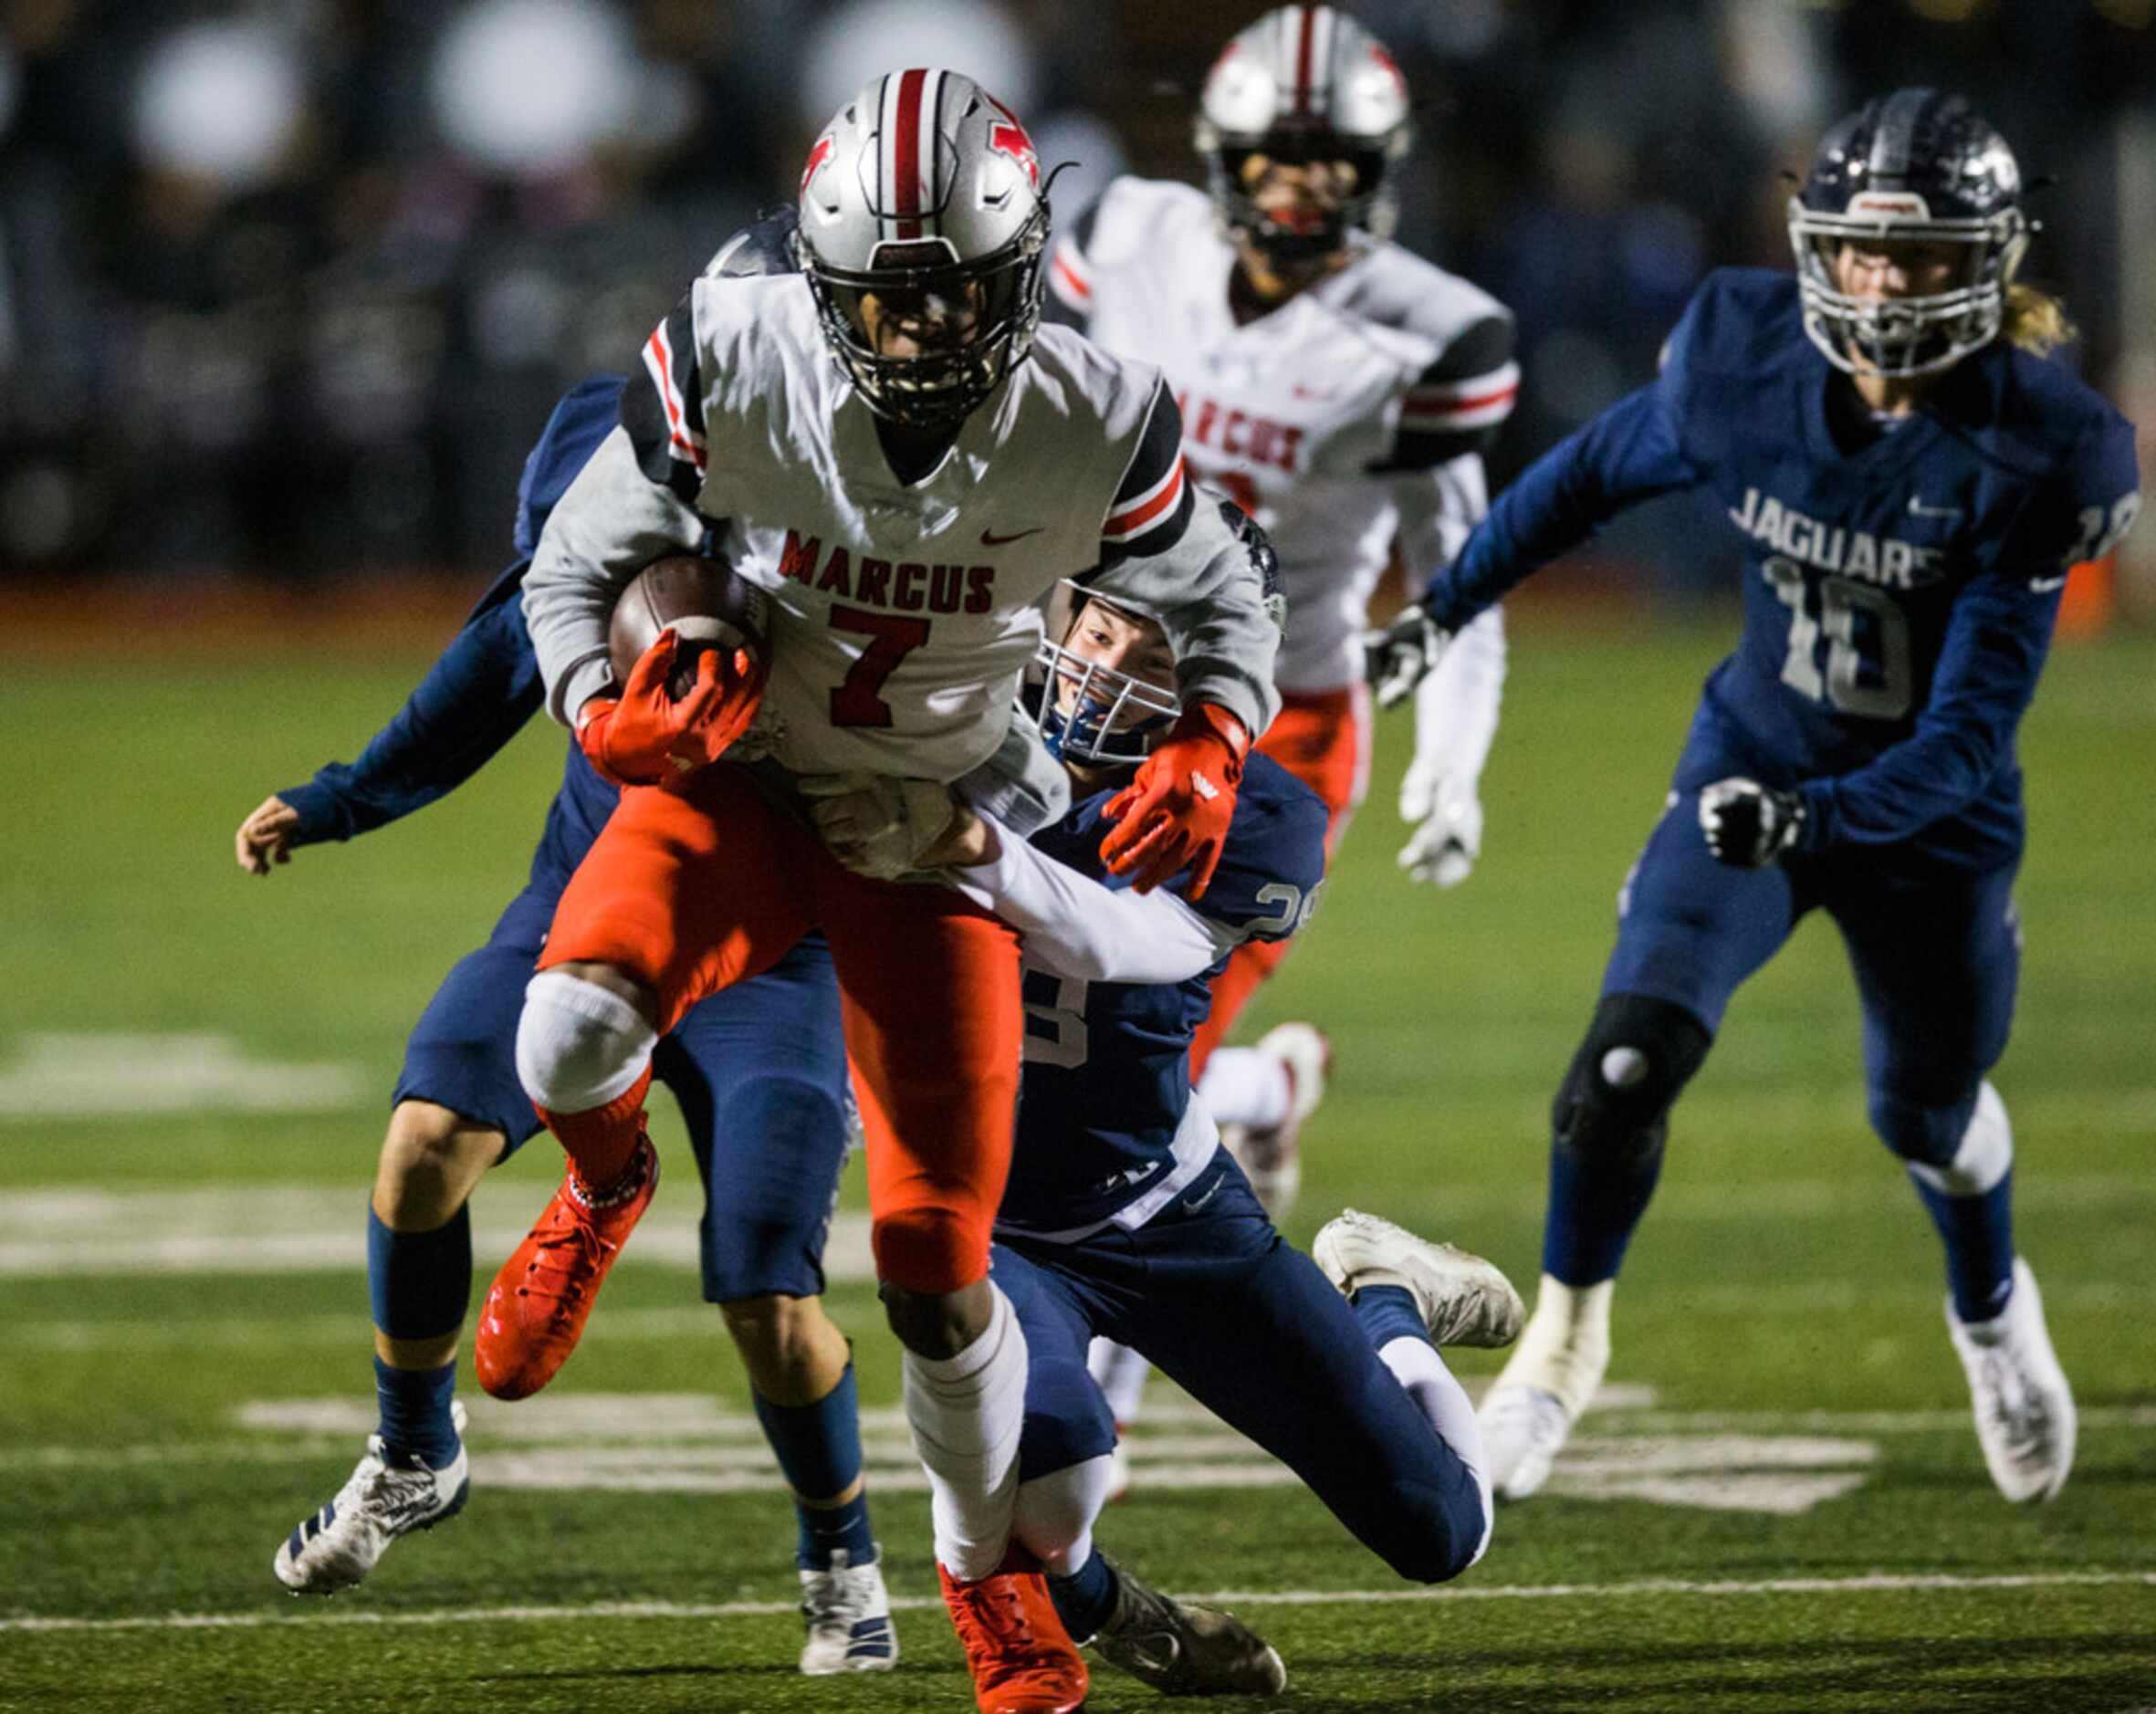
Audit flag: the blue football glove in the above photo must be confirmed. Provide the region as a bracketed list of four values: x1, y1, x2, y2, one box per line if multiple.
[1363, 601, 1451, 711]
[1698, 778, 1805, 867]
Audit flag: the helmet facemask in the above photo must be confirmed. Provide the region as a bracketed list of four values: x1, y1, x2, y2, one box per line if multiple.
[1200, 126, 1401, 265]
[800, 216, 1047, 431]
[1790, 202, 2026, 378]
[1786, 89, 2030, 380]
[1023, 591, 1180, 767]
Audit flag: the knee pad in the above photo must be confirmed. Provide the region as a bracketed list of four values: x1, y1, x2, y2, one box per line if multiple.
[515, 970, 657, 1114]
[1551, 993, 1711, 1167]
[1875, 1079, 2011, 1192]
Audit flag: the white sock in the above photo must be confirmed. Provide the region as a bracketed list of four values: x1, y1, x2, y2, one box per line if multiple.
[904, 1282, 1029, 1582]
[1010, 1455, 1116, 1576]
[1198, 1046, 1292, 1131]
[1086, 1338, 1151, 1427]
[1492, 1274, 1614, 1419]
[1379, 1336, 1492, 1566]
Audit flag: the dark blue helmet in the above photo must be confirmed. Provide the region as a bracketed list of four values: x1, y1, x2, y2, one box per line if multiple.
[1788, 89, 2029, 378]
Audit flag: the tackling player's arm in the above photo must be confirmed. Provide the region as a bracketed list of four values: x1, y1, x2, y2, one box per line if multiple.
[936, 778, 1328, 985]
[235, 590, 544, 875]
[935, 808, 1242, 985]
[239, 372, 632, 873]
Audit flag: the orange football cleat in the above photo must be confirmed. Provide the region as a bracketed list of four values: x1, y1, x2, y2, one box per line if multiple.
[938, 1548, 1088, 1714]
[474, 1137, 658, 1401]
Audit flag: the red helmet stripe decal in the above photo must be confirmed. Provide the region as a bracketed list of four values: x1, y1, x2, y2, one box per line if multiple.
[892, 67, 929, 240]
[1293, 6, 1316, 117]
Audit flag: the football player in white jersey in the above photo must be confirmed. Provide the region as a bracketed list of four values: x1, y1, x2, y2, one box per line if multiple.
[490, 70, 1282, 1714]
[1045, 5, 1516, 1210]
[1045, 5, 1517, 1478]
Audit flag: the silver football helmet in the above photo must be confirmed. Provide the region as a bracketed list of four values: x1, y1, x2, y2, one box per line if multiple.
[797, 68, 1050, 428]
[1788, 88, 2029, 378]
[1194, 5, 1413, 262]
[1022, 585, 1179, 767]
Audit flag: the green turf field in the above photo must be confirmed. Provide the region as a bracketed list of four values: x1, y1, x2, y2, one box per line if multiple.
[3, 619, 2151, 1713]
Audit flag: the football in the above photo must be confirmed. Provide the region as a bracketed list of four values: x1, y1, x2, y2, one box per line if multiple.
[606, 552, 769, 696]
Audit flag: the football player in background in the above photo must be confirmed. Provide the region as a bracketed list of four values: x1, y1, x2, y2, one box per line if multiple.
[1044, 3, 1514, 1489]
[810, 588, 1523, 1697]
[235, 370, 898, 1673]
[496, 70, 1282, 1713]
[1368, 89, 2140, 1505]
[1046, 4, 1515, 1218]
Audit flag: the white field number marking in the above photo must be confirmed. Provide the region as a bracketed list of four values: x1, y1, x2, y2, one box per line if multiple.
[0, 1033, 368, 1120]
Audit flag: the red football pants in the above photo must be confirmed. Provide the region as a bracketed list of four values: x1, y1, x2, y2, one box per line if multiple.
[539, 765, 1021, 1295]
[1191, 684, 1368, 1072]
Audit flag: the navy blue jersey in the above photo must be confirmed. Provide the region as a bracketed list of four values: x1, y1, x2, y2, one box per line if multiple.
[278, 375, 630, 878]
[998, 753, 1328, 1233]
[1428, 268, 2140, 867]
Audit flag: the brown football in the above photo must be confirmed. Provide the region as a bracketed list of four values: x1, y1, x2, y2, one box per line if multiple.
[607, 553, 770, 697]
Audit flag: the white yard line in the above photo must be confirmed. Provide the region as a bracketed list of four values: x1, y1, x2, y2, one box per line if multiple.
[6, 1398, 2154, 1475]
[4, 1173, 2150, 1280]
[5, 1570, 2152, 1636]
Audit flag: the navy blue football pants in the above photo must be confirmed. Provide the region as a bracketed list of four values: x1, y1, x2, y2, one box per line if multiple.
[992, 1150, 1487, 1584]
[1605, 780, 2020, 1169]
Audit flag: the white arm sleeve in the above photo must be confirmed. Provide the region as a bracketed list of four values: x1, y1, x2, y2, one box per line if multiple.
[1412, 603, 1506, 789]
[943, 816, 1240, 983]
[523, 424, 705, 726]
[1392, 451, 1491, 581]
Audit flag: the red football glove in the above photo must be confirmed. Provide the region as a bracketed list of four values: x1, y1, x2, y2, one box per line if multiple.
[577, 627, 766, 788]
[1098, 702, 1251, 900]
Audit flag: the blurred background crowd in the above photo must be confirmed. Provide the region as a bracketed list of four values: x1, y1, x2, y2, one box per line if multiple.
[2, 0, 2152, 605]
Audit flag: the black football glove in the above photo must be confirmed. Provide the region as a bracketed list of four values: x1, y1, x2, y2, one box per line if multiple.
[1363, 601, 1452, 710]
[1698, 778, 1805, 868]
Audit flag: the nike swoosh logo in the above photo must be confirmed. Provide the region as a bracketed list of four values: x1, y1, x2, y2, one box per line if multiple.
[980, 526, 1045, 546]
[1182, 1178, 1221, 1213]
[1907, 496, 1962, 521]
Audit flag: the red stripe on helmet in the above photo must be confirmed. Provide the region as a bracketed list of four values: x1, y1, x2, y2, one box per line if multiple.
[893, 68, 927, 240]
[1293, 6, 1316, 118]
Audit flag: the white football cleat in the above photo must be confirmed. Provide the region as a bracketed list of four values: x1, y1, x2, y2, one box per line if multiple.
[1947, 1257, 2076, 1503]
[798, 1548, 898, 1674]
[1312, 1208, 1524, 1349]
[1220, 1023, 1331, 1218]
[273, 1400, 470, 1594]
[1478, 1274, 1615, 1500]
